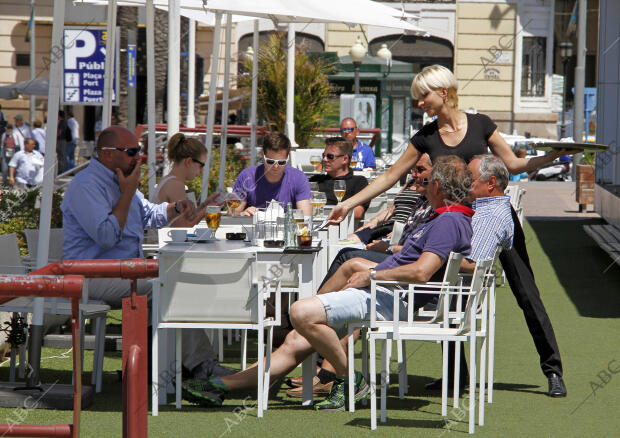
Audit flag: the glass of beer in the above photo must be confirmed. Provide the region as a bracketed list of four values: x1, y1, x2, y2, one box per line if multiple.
[296, 221, 312, 247]
[334, 180, 346, 202]
[225, 193, 242, 216]
[310, 155, 322, 171]
[293, 208, 304, 223]
[206, 205, 222, 233]
[312, 192, 327, 217]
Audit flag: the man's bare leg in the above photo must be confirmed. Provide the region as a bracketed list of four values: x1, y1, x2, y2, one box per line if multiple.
[219, 329, 314, 390]
[290, 297, 348, 377]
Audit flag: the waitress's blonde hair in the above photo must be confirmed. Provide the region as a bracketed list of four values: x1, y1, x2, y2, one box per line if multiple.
[410, 64, 459, 109]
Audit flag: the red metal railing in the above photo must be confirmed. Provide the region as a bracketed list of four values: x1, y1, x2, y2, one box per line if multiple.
[0, 259, 159, 438]
[0, 275, 84, 438]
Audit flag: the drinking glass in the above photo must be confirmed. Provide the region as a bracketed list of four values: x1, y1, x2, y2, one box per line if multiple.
[310, 155, 322, 171]
[205, 205, 222, 233]
[293, 208, 304, 223]
[296, 221, 312, 247]
[225, 192, 242, 216]
[333, 180, 346, 203]
[312, 192, 327, 217]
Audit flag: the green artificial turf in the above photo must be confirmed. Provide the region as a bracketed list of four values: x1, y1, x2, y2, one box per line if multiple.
[0, 218, 618, 437]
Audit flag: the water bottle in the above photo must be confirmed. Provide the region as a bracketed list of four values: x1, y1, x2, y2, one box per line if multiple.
[285, 202, 296, 247]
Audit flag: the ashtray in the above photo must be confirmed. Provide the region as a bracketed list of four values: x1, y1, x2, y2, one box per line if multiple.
[263, 240, 285, 248]
[226, 232, 247, 241]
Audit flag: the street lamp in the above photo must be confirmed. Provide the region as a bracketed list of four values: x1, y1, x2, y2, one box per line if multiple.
[560, 41, 573, 139]
[376, 43, 392, 78]
[245, 45, 254, 63]
[349, 36, 367, 95]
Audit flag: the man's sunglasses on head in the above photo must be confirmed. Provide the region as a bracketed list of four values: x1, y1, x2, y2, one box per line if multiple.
[100, 147, 141, 157]
[340, 127, 355, 133]
[322, 153, 345, 160]
[264, 157, 287, 166]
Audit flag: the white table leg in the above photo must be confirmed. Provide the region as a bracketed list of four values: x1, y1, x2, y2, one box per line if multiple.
[299, 253, 317, 406]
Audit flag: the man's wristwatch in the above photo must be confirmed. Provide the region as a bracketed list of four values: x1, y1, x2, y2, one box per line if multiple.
[173, 202, 181, 215]
[369, 269, 377, 281]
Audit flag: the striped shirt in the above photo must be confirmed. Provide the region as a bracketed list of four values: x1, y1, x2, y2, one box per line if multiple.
[469, 195, 514, 261]
[392, 181, 423, 224]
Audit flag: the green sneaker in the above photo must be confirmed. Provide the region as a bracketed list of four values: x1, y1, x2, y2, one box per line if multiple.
[180, 377, 227, 407]
[314, 372, 369, 412]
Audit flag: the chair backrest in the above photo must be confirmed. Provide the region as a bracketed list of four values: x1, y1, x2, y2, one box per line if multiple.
[158, 251, 259, 323]
[430, 252, 465, 323]
[389, 221, 405, 246]
[0, 234, 27, 275]
[24, 228, 64, 262]
[457, 257, 494, 334]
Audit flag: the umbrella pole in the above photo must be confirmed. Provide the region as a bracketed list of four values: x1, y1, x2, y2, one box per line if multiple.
[166, 0, 180, 174]
[217, 14, 232, 190]
[202, 12, 222, 201]
[250, 19, 258, 167]
[102, 0, 117, 128]
[32, 0, 67, 390]
[146, 0, 156, 198]
[187, 18, 196, 128]
[286, 24, 295, 146]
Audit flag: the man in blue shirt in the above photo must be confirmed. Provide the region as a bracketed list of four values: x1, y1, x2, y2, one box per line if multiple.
[340, 117, 376, 170]
[62, 126, 232, 380]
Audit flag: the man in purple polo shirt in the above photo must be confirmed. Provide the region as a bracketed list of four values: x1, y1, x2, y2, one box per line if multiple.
[180, 156, 473, 409]
[233, 132, 312, 215]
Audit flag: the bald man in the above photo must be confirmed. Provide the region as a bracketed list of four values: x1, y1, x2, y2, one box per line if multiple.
[62, 125, 198, 269]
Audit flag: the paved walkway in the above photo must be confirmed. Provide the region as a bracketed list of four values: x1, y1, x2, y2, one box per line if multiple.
[510, 181, 600, 220]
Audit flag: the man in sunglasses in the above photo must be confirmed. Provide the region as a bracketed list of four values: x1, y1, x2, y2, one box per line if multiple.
[62, 125, 202, 304]
[233, 132, 312, 215]
[340, 118, 376, 170]
[309, 137, 370, 220]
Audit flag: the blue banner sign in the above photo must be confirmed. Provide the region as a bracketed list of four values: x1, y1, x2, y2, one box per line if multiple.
[62, 27, 118, 105]
[127, 44, 136, 89]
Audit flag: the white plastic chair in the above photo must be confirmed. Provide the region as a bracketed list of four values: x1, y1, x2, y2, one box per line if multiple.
[153, 250, 282, 417]
[365, 258, 494, 433]
[1, 230, 111, 393]
[347, 252, 464, 411]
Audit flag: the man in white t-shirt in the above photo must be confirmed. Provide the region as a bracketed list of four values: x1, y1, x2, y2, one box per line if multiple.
[8, 138, 44, 190]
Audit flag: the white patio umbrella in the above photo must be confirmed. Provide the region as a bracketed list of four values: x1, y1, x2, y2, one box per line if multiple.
[78, 0, 429, 193]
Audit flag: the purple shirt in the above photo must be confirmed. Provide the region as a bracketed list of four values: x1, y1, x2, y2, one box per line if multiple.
[375, 211, 472, 271]
[233, 164, 312, 209]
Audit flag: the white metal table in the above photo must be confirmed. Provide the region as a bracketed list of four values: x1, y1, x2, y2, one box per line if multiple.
[155, 239, 322, 408]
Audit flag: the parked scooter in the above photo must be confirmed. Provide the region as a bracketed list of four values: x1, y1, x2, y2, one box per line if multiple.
[528, 155, 572, 181]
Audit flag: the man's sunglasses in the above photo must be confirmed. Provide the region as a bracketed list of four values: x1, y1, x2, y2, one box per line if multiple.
[192, 157, 205, 168]
[411, 177, 430, 186]
[100, 147, 141, 157]
[340, 127, 355, 133]
[322, 153, 345, 160]
[264, 157, 288, 166]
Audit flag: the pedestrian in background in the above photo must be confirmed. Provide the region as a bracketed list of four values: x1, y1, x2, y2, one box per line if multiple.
[66, 111, 80, 169]
[1, 124, 20, 186]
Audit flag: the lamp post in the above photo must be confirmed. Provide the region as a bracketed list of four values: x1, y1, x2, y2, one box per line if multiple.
[349, 36, 367, 95]
[376, 43, 392, 78]
[560, 41, 573, 139]
[245, 45, 254, 63]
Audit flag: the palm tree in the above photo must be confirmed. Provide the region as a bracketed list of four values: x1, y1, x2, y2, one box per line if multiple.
[240, 33, 334, 147]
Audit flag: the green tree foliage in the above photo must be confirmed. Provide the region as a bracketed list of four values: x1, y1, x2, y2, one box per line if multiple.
[240, 33, 334, 147]
[0, 188, 64, 256]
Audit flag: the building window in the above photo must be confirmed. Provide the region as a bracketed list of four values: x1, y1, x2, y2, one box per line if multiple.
[16, 53, 30, 66]
[521, 37, 546, 97]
